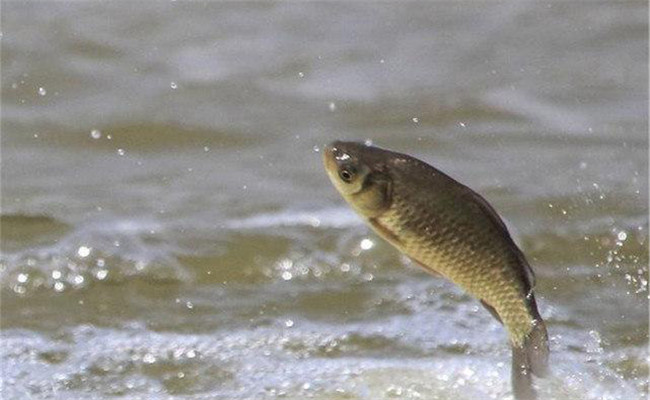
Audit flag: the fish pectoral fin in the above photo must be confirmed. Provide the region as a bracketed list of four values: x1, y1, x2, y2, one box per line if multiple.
[480, 299, 503, 325]
[368, 217, 403, 247]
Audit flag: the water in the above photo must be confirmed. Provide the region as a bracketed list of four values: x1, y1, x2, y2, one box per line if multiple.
[1, 2, 648, 399]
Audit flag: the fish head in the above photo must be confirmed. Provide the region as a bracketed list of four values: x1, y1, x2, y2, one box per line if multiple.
[322, 141, 393, 218]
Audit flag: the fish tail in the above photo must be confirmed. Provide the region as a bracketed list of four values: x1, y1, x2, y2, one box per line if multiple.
[511, 302, 549, 400]
[511, 344, 536, 400]
[527, 302, 550, 378]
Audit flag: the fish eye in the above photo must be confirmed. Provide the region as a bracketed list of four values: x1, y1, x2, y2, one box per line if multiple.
[338, 166, 356, 183]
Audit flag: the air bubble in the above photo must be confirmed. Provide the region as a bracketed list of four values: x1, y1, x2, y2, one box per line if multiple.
[38, 87, 47, 96]
[90, 129, 102, 139]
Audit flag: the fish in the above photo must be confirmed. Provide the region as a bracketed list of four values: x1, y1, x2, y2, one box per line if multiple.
[322, 140, 549, 400]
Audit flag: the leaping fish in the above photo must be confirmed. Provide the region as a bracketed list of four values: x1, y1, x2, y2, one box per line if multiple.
[322, 141, 549, 400]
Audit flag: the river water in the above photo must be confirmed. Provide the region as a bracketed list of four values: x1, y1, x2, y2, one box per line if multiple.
[1, 2, 648, 400]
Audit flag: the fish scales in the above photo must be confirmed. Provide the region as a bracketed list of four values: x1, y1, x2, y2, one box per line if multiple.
[379, 184, 534, 345]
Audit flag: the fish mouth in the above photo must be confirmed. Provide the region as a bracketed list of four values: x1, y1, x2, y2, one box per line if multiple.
[322, 141, 343, 173]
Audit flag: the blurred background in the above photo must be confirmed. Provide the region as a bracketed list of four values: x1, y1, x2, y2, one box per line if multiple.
[1, 2, 647, 399]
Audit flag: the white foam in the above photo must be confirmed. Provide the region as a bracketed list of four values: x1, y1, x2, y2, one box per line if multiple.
[226, 207, 362, 230]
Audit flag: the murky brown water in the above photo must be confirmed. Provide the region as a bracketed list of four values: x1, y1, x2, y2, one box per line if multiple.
[1, 2, 648, 399]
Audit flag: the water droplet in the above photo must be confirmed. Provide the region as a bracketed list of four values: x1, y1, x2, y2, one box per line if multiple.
[203, 146, 210, 152]
[618, 231, 627, 241]
[379, 59, 385, 64]
[282, 271, 293, 281]
[117, 149, 125, 156]
[77, 246, 91, 258]
[170, 81, 178, 89]
[54, 282, 65, 292]
[312, 145, 320, 153]
[298, 72, 304, 78]
[106, 134, 112, 140]
[364, 139, 373, 146]
[360, 238, 374, 250]
[17, 273, 28, 283]
[90, 129, 102, 139]
[37, 87, 46, 96]
[52, 270, 62, 279]
[73, 275, 85, 285]
[186, 301, 194, 309]
[412, 117, 419, 123]
[579, 161, 587, 169]
[328, 102, 336, 112]
[96, 270, 108, 280]
[459, 122, 466, 128]
[284, 319, 294, 327]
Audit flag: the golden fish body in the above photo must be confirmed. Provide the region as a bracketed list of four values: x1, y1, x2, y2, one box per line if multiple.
[323, 141, 549, 400]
